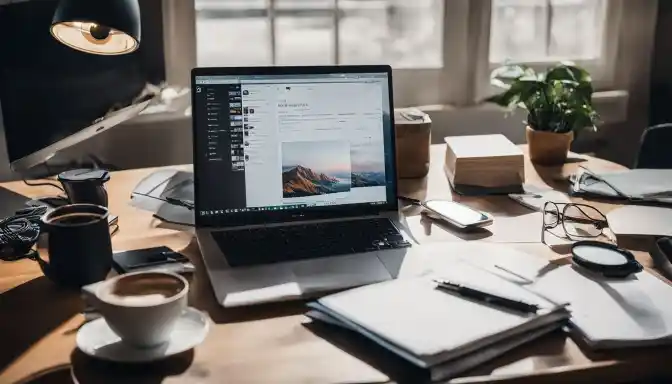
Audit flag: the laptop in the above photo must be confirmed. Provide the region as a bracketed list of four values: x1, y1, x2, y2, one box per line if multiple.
[191, 65, 412, 307]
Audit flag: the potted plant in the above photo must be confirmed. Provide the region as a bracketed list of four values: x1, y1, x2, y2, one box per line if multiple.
[486, 62, 600, 165]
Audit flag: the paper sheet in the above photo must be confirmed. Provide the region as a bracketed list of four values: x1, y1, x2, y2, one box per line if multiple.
[528, 266, 672, 348]
[607, 205, 672, 237]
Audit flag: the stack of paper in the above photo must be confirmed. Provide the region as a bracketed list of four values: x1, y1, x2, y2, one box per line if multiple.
[305, 261, 570, 382]
[444, 134, 525, 195]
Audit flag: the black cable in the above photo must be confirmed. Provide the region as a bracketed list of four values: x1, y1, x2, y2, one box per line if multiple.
[152, 214, 195, 227]
[131, 191, 194, 210]
[22, 178, 65, 193]
[0, 206, 47, 261]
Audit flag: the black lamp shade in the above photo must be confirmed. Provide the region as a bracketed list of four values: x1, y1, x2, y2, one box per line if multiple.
[50, 0, 141, 55]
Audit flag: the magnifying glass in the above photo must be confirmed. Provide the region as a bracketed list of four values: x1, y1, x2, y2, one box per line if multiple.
[571, 241, 643, 278]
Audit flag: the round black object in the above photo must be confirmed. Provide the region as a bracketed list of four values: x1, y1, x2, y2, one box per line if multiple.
[52, 0, 141, 44]
[571, 240, 643, 278]
[58, 169, 110, 207]
[89, 24, 111, 40]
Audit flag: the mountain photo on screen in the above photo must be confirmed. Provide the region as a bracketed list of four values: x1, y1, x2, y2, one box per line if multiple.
[350, 141, 386, 188]
[281, 140, 352, 198]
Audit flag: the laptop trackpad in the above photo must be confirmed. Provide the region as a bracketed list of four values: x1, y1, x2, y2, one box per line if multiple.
[215, 264, 301, 307]
[292, 253, 392, 295]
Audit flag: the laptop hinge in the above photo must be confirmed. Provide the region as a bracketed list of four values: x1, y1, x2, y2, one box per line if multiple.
[208, 213, 389, 231]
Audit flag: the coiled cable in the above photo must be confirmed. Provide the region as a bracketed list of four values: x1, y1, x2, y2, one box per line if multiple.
[0, 205, 47, 261]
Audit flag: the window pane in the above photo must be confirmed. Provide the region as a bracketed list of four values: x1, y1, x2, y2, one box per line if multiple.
[275, 0, 335, 65]
[490, 0, 605, 63]
[548, 0, 604, 59]
[196, 0, 271, 66]
[338, 0, 443, 68]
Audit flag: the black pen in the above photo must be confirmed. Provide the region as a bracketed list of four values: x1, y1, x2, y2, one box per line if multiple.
[397, 195, 423, 205]
[433, 278, 539, 314]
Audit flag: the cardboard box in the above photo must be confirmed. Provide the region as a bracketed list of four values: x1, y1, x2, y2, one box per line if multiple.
[444, 134, 524, 191]
[395, 108, 431, 178]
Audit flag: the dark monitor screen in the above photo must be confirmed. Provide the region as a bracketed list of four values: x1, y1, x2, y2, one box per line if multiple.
[192, 66, 398, 228]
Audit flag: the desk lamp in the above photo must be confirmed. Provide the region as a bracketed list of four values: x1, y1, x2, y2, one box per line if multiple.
[50, 0, 141, 55]
[47, 0, 141, 205]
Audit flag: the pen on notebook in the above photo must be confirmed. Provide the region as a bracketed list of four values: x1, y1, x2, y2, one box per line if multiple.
[432, 278, 539, 314]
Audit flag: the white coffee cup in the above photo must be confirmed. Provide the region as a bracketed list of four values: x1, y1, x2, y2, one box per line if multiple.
[81, 271, 188, 348]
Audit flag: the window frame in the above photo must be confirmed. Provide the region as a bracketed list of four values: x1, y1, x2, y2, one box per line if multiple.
[486, 0, 623, 91]
[164, 0, 626, 107]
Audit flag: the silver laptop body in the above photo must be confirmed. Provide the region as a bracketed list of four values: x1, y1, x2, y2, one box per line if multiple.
[191, 65, 410, 307]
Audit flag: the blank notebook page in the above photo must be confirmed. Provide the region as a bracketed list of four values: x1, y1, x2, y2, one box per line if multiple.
[531, 266, 672, 344]
[318, 260, 555, 359]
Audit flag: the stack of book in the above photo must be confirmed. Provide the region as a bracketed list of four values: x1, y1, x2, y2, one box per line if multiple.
[305, 261, 570, 382]
[444, 134, 524, 195]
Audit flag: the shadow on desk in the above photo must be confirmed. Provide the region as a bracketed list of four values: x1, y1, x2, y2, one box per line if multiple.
[303, 320, 569, 384]
[531, 163, 574, 191]
[0, 276, 82, 374]
[70, 349, 193, 384]
[13, 364, 73, 384]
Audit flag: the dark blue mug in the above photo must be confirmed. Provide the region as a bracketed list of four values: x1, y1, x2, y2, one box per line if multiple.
[37, 204, 112, 288]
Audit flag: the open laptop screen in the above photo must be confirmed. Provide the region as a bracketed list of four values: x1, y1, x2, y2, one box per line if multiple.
[192, 66, 397, 227]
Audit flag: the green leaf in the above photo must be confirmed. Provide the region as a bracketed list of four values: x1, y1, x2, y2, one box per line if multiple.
[486, 62, 600, 134]
[490, 64, 536, 90]
[511, 79, 545, 102]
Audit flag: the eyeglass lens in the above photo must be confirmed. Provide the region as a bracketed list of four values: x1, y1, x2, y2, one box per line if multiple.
[562, 204, 606, 238]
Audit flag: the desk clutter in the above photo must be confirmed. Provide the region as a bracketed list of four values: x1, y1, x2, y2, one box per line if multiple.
[0, 168, 115, 263]
[303, 243, 672, 382]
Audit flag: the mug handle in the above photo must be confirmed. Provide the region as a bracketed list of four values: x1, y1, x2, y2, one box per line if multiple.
[32, 250, 55, 282]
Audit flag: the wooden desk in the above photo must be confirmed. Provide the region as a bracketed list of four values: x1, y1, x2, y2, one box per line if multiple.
[1, 145, 670, 384]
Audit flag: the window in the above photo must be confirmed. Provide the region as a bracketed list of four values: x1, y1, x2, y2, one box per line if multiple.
[490, 0, 606, 63]
[168, 0, 625, 107]
[195, 0, 443, 68]
[489, 0, 618, 88]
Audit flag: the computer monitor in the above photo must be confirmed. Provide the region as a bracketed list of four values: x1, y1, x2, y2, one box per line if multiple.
[191, 66, 397, 227]
[0, 0, 151, 173]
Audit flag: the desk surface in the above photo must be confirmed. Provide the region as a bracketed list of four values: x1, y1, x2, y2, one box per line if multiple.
[1, 145, 670, 384]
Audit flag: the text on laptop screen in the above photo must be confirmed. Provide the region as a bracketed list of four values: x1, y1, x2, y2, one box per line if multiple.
[193, 72, 395, 218]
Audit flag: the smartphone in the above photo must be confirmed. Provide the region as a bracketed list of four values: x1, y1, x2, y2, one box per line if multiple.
[422, 200, 493, 229]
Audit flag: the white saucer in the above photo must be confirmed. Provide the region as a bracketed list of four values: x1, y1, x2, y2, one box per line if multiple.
[76, 307, 210, 363]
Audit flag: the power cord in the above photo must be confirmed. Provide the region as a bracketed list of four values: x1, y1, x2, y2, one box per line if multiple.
[22, 178, 65, 193]
[0, 206, 47, 261]
[131, 191, 194, 210]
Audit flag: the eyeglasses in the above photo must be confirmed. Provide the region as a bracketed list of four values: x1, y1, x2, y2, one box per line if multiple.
[542, 202, 612, 245]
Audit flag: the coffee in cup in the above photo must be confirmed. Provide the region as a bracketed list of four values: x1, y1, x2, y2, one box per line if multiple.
[82, 271, 188, 348]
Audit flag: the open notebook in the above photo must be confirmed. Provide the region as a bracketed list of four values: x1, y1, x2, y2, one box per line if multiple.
[464, 244, 672, 349]
[306, 260, 570, 381]
[529, 265, 672, 349]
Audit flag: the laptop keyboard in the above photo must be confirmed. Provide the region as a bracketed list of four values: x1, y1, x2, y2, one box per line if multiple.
[212, 218, 411, 268]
